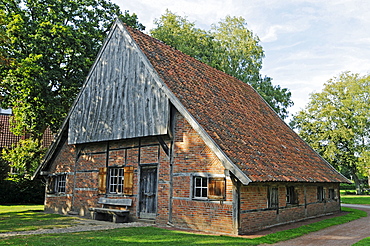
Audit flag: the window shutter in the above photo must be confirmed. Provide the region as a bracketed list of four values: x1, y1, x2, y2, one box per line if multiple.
[98, 167, 107, 194]
[124, 166, 134, 195]
[208, 178, 225, 200]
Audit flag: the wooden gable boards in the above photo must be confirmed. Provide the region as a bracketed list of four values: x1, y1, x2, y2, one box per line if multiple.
[68, 23, 169, 144]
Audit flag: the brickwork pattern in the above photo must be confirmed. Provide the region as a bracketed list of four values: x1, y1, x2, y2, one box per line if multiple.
[238, 183, 341, 234]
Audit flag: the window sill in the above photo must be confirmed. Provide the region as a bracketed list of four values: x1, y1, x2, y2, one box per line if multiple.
[286, 203, 299, 207]
[192, 197, 226, 202]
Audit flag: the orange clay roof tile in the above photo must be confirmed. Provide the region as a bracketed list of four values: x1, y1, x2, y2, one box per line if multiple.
[126, 25, 349, 183]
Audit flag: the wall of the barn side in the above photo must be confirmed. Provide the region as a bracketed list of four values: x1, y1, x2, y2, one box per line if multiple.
[238, 182, 341, 234]
[166, 112, 235, 235]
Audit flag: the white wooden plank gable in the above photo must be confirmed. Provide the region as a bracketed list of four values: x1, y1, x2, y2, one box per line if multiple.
[68, 24, 169, 144]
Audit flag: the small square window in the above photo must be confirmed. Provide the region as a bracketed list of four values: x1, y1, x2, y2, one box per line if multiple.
[194, 177, 208, 198]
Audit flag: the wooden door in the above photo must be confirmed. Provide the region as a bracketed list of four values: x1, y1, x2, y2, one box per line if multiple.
[139, 166, 158, 219]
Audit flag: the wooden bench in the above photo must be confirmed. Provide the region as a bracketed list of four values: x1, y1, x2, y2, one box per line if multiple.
[89, 198, 132, 223]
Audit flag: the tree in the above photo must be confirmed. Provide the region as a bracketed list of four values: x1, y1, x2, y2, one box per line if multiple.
[291, 72, 370, 193]
[151, 10, 293, 119]
[0, 0, 144, 179]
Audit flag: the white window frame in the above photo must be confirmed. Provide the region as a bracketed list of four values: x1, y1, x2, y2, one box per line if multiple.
[192, 175, 226, 200]
[55, 174, 66, 194]
[193, 176, 208, 199]
[108, 167, 124, 194]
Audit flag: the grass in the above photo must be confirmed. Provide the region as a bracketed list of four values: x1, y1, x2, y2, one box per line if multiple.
[341, 194, 370, 205]
[0, 205, 77, 233]
[0, 205, 367, 245]
[353, 237, 370, 246]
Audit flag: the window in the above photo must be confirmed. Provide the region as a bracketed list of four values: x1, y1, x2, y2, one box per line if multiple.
[98, 166, 134, 195]
[317, 186, 325, 202]
[328, 188, 336, 200]
[286, 186, 298, 204]
[56, 175, 66, 193]
[47, 174, 66, 194]
[268, 187, 279, 208]
[193, 176, 225, 200]
[108, 167, 124, 194]
[194, 177, 208, 198]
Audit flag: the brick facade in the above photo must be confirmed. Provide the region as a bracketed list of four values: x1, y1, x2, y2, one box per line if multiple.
[238, 182, 341, 233]
[44, 111, 342, 235]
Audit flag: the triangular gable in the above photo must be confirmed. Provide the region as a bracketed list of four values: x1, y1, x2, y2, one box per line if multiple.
[68, 23, 169, 144]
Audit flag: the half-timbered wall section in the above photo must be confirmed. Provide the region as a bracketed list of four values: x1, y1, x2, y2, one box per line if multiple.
[45, 110, 236, 233]
[45, 135, 171, 219]
[68, 24, 169, 144]
[238, 182, 341, 233]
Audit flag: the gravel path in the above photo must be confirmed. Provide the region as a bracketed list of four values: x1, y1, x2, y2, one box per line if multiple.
[0, 218, 151, 238]
[267, 204, 370, 246]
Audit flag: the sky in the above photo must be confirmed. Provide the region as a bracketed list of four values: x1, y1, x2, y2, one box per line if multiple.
[113, 0, 370, 117]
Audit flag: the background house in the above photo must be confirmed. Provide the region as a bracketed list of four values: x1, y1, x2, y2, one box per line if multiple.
[35, 20, 349, 235]
[0, 112, 54, 177]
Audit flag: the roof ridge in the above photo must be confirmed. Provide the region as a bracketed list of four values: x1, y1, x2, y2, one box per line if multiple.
[123, 24, 249, 89]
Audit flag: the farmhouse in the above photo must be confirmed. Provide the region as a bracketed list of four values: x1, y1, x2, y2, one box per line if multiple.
[34, 19, 349, 235]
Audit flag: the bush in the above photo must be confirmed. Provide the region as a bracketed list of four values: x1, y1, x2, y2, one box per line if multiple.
[0, 178, 45, 204]
[340, 183, 356, 190]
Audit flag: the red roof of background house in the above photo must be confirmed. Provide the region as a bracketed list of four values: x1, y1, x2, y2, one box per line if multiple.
[125, 25, 348, 183]
[0, 114, 54, 149]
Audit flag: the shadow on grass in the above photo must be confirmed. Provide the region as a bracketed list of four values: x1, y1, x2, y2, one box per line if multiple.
[0, 210, 77, 233]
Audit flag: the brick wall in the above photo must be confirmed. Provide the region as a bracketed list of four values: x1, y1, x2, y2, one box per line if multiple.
[238, 182, 341, 234]
[167, 112, 234, 234]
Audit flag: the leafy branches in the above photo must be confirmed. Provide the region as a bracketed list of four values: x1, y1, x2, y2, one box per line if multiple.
[291, 72, 370, 192]
[0, 0, 144, 179]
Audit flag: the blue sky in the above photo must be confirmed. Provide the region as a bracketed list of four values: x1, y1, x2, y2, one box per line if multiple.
[114, 0, 370, 117]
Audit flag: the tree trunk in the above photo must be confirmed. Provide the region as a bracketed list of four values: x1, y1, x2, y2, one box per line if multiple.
[352, 172, 362, 195]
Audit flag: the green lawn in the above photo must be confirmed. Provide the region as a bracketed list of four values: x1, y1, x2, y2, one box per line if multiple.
[341, 195, 370, 205]
[0, 205, 367, 246]
[0, 205, 77, 233]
